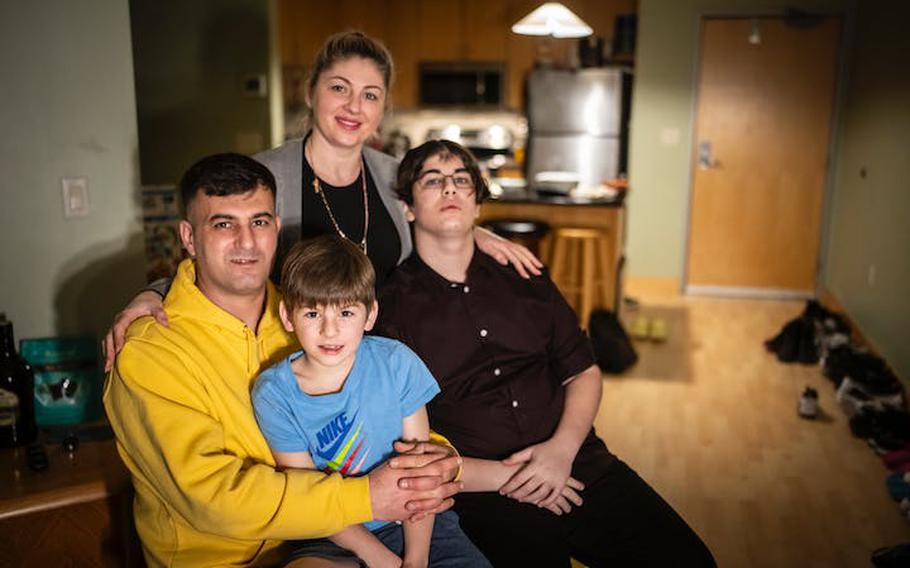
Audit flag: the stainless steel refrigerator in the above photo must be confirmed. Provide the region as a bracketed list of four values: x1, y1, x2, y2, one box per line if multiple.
[526, 68, 631, 191]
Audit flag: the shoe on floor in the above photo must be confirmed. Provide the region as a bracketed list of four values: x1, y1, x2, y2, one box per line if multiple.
[883, 445, 910, 470]
[886, 472, 910, 501]
[872, 542, 910, 567]
[649, 318, 668, 342]
[836, 377, 903, 418]
[629, 316, 649, 340]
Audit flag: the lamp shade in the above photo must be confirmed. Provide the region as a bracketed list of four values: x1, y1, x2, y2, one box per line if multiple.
[511, 2, 593, 38]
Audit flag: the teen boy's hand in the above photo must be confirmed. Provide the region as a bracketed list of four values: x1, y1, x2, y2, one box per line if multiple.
[500, 437, 575, 507]
[540, 478, 585, 516]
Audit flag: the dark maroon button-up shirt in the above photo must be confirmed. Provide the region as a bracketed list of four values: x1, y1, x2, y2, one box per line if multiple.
[376, 248, 599, 460]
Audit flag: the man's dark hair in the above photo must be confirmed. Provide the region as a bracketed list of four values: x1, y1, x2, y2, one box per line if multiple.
[395, 139, 489, 206]
[281, 234, 376, 314]
[179, 153, 277, 213]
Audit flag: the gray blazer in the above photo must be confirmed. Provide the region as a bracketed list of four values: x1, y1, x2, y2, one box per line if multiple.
[254, 139, 413, 270]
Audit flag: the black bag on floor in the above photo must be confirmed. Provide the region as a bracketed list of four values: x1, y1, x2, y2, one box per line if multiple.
[589, 309, 638, 374]
[764, 300, 823, 364]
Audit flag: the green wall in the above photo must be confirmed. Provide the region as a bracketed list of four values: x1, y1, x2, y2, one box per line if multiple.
[627, 0, 849, 279]
[0, 1, 145, 343]
[823, 3, 910, 377]
[630, 0, 908, 376]
[130, 0, 272, 184]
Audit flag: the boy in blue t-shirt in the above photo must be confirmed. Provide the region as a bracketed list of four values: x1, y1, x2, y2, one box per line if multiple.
[252, 235, 489, 568]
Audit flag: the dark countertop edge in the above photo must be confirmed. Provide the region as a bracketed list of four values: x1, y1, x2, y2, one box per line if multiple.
[486, 195, 625, 207]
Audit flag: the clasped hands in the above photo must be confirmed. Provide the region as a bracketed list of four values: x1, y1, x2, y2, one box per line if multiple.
[370, 440, 463, 523]
[499, 439, 584, 516]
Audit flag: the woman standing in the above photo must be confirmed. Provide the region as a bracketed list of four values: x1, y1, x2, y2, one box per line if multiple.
[264, 32, 407, 290]
[104, 31, 539, 366]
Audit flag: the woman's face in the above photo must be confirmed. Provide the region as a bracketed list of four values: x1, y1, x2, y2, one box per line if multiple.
[308, 56, 387, 150]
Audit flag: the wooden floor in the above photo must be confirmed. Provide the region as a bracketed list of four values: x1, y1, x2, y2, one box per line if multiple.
[593, 289, 910, 567]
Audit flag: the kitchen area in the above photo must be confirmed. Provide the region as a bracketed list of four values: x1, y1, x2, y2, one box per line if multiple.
[284, 0, 634, 321]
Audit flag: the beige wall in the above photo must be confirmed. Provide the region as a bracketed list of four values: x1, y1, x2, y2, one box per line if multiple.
[0, 1, 145, 342]
[627, 0, 849, 280]
[823, 2, 910, 377]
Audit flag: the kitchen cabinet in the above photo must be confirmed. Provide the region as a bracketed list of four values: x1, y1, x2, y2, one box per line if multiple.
[278, 0, 636, 110]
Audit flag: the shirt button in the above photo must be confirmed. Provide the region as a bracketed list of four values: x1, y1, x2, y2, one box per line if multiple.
[463, 286, 470, 293]
[512, 400, 519, 408]
[450, 283, 459, 288]
[493, 368, 501, 376]
[480, 329, 488, 337]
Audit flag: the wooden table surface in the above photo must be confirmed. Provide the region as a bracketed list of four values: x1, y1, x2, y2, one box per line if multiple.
[0, 436, 130, 520]
[0, 435, 142, 566]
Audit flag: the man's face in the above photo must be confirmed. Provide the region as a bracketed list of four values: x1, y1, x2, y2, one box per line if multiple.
[179, 185, 280, 305]
[404, 154, 480, 239]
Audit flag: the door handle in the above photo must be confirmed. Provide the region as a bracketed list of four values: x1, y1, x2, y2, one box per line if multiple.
[698, 141, 714, 169]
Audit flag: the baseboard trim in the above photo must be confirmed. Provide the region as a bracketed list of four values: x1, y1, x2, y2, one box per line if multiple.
[685, 284, 815, 300]
[624, 277, 681, 300]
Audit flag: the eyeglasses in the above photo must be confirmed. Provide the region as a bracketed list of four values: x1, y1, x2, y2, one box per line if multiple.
[417, 172, 476, 195]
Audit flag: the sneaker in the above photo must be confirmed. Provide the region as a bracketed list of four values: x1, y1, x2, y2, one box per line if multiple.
[857, 366, 904, 399]
[836, 377, 904, 418]
[629, 316, 649, 340]
[850, 408, 910, 451]
[798, 387, 819, 419]
[823, 345, 868, 386]
[900, 498, 910, 513]
[872, 543, 910, 567]
[649, 318, 668, 342]
[887, 472, 910, 501]
[884, 446, 910, 470]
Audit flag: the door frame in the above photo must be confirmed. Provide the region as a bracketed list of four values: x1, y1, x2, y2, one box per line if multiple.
[680, 11, 851, 299]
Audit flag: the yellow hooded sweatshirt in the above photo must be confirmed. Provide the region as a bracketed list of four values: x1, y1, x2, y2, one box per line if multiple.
[104, 259, 372, 566]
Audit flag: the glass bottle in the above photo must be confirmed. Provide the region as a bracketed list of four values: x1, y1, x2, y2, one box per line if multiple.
[0, 313, 37, 447]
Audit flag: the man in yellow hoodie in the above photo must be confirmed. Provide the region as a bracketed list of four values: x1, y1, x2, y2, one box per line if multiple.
[104, 153, 461, 567]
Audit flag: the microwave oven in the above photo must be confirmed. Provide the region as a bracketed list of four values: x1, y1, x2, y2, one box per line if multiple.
[418, 62, 505, 107]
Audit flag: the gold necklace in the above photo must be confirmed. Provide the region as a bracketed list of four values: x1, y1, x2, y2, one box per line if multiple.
[306, 143, 369, 254]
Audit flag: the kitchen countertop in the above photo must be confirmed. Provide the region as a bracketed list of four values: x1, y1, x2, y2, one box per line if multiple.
[488, 187, 626, 207]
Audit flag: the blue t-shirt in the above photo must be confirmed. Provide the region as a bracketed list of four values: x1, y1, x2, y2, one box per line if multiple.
[252, 335, 440, 531]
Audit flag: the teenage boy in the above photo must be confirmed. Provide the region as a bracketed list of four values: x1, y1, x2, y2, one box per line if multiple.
[104, 153, 461, 567]
[376, 140, 716, 568]
[252, 235, 490, 568]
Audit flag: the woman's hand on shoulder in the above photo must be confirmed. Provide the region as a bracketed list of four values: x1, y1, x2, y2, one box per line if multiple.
[474, 226, 543, 279]
[103, 290, 168, 372]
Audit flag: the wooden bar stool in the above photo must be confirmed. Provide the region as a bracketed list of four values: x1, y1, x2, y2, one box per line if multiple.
[481, 219, 551, 258]
[548, 227, 613, 328]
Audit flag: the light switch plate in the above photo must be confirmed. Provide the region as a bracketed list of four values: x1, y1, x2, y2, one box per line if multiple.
[62, 177, 89, 218]
[659, 128, 680, 146]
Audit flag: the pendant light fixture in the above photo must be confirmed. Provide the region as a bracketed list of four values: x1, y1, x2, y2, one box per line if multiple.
[511, 2, 593, 38]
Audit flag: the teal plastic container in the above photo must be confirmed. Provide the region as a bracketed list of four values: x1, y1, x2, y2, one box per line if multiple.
[20, 336, 101, 425]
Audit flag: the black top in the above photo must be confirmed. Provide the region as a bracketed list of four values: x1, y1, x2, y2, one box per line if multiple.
[301, 149, 401, 290]
[376, 247, 603, 460]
